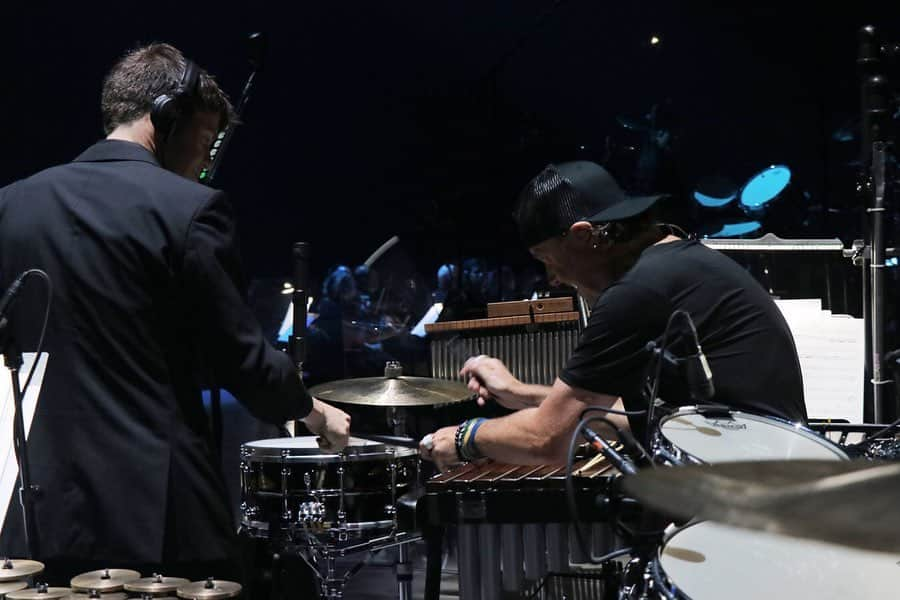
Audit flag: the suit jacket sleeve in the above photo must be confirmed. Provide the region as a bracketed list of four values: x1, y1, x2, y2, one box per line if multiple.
[182, 191, 313, 423]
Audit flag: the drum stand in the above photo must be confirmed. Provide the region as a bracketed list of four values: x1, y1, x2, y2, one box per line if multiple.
[291, 531, 420, 599]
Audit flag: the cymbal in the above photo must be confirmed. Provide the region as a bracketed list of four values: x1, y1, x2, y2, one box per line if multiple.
[70, 570, 141, 593]
[624, 460, 900, 553]
[310, 376, 471, 407]
[0, 581, 28, 595]
[0, 560, 44, 582]
[63, 594, 127, 600]
[7, 589, 70, 600]
[124, 576, 190, 595]
[176, 580, 241, 600]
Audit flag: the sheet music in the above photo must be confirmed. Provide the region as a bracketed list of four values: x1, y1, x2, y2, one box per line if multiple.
[774, 300, 863, 422]
[0, 352, 48, 535]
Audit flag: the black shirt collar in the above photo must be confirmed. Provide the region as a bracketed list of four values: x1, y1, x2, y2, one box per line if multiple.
[72, 139, 160, 167]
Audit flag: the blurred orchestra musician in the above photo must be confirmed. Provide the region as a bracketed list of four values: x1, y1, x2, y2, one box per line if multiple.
[419, 161, 807, 470]
[0, 43, 350, 580]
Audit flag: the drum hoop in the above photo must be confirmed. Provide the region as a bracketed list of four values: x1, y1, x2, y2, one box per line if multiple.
[242, 445, 418, 463]
[655, 519, 710, 600]
[657, 405, 848, 461]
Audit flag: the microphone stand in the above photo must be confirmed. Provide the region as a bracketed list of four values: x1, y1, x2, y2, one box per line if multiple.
[0, 318, 39, 559]
[856, 25, 895, 422]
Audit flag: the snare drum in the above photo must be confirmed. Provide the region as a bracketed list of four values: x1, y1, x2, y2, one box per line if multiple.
[654, 407, 848, 464]
[240, 436, 418, 542]
[652, 521, 900, 599]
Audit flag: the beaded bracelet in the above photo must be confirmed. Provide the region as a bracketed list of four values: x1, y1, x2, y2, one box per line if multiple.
[455, 418, 487, 461]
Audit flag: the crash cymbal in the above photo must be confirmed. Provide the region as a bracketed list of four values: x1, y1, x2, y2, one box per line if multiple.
[0, 561, 44, 583]
[624, 460, 900, 552]
[0, 581, 28, 595]
[310, 376, 471, 407]
[124, 575, 190, 596]
[7, 588, 70, 600]
[70, 570, 141, 593]
[176, 579, 241, 600]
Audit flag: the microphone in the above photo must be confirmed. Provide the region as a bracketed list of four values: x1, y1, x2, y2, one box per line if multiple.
[0, 273, 27, 322]
[679, 312, 716, 403]
[292, 242, 311, 370]
[580, 425, 637, 475]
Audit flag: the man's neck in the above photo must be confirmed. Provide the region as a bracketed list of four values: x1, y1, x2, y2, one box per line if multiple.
[106, 116, 156, 155]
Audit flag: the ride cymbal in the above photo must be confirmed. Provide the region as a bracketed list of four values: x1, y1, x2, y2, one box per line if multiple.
[310, 376, 471, 407]
[624, 459, 900, 553]
[176, 580, 240, 600]
[0, 561, 44, 583]
[70, 570, 140, 593]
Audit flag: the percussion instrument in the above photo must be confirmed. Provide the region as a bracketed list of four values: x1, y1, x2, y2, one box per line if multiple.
[652, 407, 848, 465]
[240, 436, 418, 544]
[7, 588, 70, 600]
[426, 298, 582, 386]
[625, 459, 900, 553]
[0, 561, 43, 583]
[309, 375, 470, 407]
[649, 520, 899, 599]
[124, 576, 190, 597]
[64, 593, 127, 600]
[70, 571, 140, 593]
[176, 580, 240, 600]
[424, 457, 622, 600]
[0, 582, 27, 597]
[739, 164, 792, 215]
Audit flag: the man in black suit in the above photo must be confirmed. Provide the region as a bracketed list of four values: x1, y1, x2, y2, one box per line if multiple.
[0, 43, 350, 580]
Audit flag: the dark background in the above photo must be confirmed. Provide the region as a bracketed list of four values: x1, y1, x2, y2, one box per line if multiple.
[4, 1, 900, 288]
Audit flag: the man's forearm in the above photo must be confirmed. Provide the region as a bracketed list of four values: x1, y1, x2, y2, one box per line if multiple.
[509, 382, 553, 408]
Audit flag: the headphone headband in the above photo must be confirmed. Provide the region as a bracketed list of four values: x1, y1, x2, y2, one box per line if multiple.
[150, 58, 200, 136]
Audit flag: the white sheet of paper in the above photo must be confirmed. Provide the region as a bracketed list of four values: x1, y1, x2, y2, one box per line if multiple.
[774, 300, 863, 422]
[0, 353, 48, 537]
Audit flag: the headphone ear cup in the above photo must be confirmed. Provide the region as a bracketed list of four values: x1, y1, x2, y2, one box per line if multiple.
[150, 94, 176, 134]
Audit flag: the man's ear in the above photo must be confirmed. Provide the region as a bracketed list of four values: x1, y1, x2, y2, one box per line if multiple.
[569, 221, 594, 243]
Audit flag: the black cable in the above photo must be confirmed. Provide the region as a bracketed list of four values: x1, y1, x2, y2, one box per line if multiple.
[645, 309, 688, 439]
[579, 404, 647, 417]
[580, 406, 655, 465]
[566, 414, 625, 564]
[19, 270, 52, 397]
[852, 414, 900, 447]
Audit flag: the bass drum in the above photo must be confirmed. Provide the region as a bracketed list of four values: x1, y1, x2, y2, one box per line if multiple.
[652, 521, 900, 599]
[654, 406, 848, 464]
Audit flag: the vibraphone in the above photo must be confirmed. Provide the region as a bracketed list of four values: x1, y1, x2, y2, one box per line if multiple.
[426, 297, 583, 385]
[420, 456, 623, 600]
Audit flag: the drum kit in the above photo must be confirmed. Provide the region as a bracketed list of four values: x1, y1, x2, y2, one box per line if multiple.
[692, 165, 795, 238]
[619, 406, 900, 599]
[0, 569, 240, 600]
[239, 367, 472, 600]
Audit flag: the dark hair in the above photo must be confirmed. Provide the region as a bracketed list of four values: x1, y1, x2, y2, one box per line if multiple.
[101, 42, 234, 134]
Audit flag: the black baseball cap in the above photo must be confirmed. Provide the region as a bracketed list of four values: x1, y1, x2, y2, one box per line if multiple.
[514, 161, 665, 248]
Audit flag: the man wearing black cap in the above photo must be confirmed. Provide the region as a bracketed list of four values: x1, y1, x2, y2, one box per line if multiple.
[420, 161, 806, 469]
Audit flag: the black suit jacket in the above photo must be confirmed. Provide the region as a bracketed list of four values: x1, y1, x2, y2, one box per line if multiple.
[0, 140, 309, 563]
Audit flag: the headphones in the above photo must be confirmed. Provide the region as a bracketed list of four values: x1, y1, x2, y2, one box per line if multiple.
[150, 59, 200, 138]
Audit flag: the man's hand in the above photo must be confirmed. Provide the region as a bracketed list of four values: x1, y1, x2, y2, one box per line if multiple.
[460, 355, 529, 410]
[301, 398, 351, 452]
[419, 425, 462, 472]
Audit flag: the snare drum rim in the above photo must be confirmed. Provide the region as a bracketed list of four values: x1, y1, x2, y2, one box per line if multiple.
[655, 406, 849, 463]
[241, 437, 418, 462]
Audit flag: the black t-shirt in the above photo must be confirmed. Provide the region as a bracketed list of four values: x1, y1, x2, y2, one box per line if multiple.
[560, 239, 807, 438]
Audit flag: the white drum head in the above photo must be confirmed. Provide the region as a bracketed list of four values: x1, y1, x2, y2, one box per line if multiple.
[659, 410, 846, 463]
[242, 436, 417, 462]
[660, 521, 900, 600]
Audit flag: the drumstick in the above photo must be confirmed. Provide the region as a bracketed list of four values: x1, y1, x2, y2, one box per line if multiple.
[352, 433, 419, 448]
